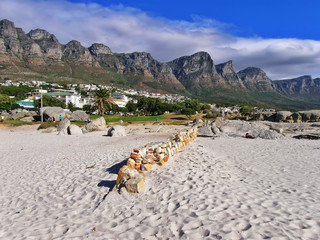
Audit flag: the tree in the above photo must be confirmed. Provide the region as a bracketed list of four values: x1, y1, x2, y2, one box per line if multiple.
[83, 104, 96, 114]
[94, 88, 112, 116]
[182, 107, 196, 119]
[240, 105, 254, 114]
[35, 95, 66, 108]
[126, 101, 137, 113]
[184, 100, 201, 113]
[0, 93, 11, 111]
[201, 104, 211, 111]
[67, 102, 76, 112]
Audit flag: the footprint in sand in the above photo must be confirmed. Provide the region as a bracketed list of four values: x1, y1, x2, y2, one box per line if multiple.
[168, 202, 180, 212]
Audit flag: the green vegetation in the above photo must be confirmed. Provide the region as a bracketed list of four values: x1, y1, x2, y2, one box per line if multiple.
[2, 119, 34, 127]
[34, 95, 66, 108]
[93, 88, 112, 116]
[240, 105, 254, 113]
[37, 122, 58, 130]
[90, 114, 165, 123]
[0, 85, 34, 99]
[190, 87, 320, 111]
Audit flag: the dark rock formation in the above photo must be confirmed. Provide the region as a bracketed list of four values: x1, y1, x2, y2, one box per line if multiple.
[63, 40, 94, 65]
[216, 60, 245, 88]
[28, 29, 63, 61]
[272, 76, 320, 96]
[237, 67, 274, 92]
[89, 43, 112, 56]
[168, 51, 223, 89]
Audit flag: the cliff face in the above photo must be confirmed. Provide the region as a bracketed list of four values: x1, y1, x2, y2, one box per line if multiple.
[237, 67, 274, 92]
[216, 60, 245, 88]
[1, 19, 320, 104]
[168, 51, 224, 89]
[28, 29, 63, 61]
[272, 76, 320, 102]
[96, 52, 185, 90]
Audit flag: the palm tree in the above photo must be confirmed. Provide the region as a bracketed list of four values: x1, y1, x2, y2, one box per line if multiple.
[94, 88, 112, 116]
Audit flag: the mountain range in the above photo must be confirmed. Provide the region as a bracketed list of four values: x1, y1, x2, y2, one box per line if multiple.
[0, 19, 319, 110]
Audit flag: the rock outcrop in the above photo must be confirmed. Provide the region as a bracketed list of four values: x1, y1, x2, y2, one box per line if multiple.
[67, 124, 83, 135]
[43, 107, 65, 121]
[237, 67, 274, 92]
[70, 110, 89, 122]
[57, 119, 70, 135]
[168, 51, 223, 89]
[107, 125, 126, 137]
[82, 116, 106, 132]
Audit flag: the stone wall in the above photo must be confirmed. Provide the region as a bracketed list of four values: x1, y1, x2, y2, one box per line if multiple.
[113, 127, 198, 193]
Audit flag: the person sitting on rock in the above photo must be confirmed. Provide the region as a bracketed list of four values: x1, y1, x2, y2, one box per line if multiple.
[245, 133, 256, 139]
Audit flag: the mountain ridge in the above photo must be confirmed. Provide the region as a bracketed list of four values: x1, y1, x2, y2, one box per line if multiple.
[1, 19, 319, 110]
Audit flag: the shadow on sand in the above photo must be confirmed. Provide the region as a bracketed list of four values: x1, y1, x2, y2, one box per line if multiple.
[97, 180, 116, 189]
[105, 159, 128, 174]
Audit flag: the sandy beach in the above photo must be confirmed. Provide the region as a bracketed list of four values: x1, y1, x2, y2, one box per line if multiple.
[0, 123, 320, 239]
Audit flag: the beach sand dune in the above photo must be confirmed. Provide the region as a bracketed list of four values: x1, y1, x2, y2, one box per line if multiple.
[0, 125, 320, 239]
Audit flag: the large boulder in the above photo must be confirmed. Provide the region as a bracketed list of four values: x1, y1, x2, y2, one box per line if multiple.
[67, 124, 83, 135]
[310, 112, 320, 122]
[251, 129, 283, 140]
[57, 119, 70, 135]
[82, 116, 106, 132]
[20, 116, 34, 122]
[299, 111, 320, 122]
[193, 118, 203, 127]
[211, 124, 221, 135]
[197, 126, 214, 137]
[107, 125, 126, 137]
[291, 112, 302, 123]
[43, 107, 65, 122]
[214, 117, 227, 128]
[252, 113, 264, 121]
[71, 110, 89, 121]
[11, 112, 26, 120]
[274, 111, 292, 122]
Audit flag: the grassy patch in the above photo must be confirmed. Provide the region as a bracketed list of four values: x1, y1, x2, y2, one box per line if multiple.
[37, 122, 58, 130]
[3, 119, 35, 127]
[90, 114, 165, 123]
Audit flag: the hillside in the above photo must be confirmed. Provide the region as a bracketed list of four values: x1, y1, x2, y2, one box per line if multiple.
[1, 19, 319, 110]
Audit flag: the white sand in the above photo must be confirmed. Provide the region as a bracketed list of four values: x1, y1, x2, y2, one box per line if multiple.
[0, 124, 320, 239]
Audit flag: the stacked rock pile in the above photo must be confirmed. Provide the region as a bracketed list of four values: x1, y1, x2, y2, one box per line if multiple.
[113, 127, 198, 194]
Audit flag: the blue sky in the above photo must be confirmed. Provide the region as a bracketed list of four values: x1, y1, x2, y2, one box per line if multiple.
[1, 0, 320, 79]
[68, 0, 320, 40]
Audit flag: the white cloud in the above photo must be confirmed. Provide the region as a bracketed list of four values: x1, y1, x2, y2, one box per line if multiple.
[1, 0, 320, 79]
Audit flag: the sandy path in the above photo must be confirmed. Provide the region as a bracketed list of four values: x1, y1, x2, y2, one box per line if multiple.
[1, 127, 320, 239]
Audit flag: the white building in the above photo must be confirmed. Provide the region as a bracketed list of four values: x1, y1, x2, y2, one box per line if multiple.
[65, 94, 81, 108]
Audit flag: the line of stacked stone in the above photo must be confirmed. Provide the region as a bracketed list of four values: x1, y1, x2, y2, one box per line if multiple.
[113, 127, 198, 194]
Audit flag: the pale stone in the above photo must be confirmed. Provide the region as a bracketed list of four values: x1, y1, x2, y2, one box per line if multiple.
[127, 158, 136, 169]
[141, 164, 152, 171]
[125, 178, 145, 193]
[116, 165, 129, 185]
[67, 124, 83, 135]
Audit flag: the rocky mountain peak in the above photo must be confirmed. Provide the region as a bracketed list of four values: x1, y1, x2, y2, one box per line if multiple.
[28, 29, 57, 42]
[0, 19, 18, 38]
[88, 43, 112, 56]
[216, 60, 236, 75]
[27, 29, 62, 61]
[237, 67, 273, 91]
[63, 40, 93, 64]
[215, 60, 245, 88]
[168, 51, 224, 89]
[272, 75, 320, 96]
